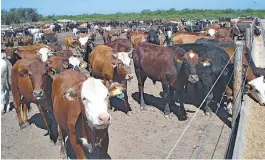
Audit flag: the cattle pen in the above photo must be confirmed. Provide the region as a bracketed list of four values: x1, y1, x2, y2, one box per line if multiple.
[1, 19, 265, 159]
[225, 20, 265, 159]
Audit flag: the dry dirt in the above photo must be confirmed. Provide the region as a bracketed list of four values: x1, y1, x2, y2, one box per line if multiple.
[243, 96, 265, 159]
[1, 32, 231, 159]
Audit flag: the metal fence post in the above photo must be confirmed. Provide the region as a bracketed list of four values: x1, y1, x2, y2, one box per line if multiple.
[232, 42, 244, 127]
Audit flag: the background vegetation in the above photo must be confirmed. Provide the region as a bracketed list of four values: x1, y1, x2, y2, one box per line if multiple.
[2, 8, 265, 25]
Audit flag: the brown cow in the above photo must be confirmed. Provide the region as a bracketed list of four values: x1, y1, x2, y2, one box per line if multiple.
[133, 42, 203, 120]
[89, 45, 133, 115]
[5, 44, 55, 65]
[64, 36, 79, 49]
[105, 38, 132, 52]
[18, 36, 33, 46]
[52, 70, 125, 159]
[172, 32, 209, 44]
[11, 59, 58, 142]
[214, 26, 241, 39]
[128, 31, 148, 48]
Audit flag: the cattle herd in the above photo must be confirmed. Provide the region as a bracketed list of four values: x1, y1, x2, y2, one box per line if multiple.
[1, 16, 265, 159]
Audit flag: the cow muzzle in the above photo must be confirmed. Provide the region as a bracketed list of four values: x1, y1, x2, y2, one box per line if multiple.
[125, 73, 133, 81]
[33, 89, 44, 100]
[7, 56, 11, 59]
[188, 75, 199, 84]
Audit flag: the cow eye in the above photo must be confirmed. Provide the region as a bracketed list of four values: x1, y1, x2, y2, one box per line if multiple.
[254, 89, 259, 93]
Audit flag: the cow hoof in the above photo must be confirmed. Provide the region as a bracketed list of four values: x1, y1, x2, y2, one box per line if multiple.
[127, 111, 134, 116]
[205, 111, 211, 116]
[140, 107, 147, 111]
[20, 122, 30, 129]
[178, 115, 187, 121]
[164, 114, 172, 119]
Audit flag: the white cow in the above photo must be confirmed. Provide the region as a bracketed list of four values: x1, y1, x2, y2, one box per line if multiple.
[1, 59, 11, 114]
[33, 32, 44, 44]
[248, 76, 265, 105]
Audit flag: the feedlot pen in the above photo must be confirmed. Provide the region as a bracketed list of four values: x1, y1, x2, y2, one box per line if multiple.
[2, 32, 234, 159]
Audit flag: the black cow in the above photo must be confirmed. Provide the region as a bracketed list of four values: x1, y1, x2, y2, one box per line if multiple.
[43, 33, 58, 44]
[146, 29, 160, 45]
[171, 43, 232, 115]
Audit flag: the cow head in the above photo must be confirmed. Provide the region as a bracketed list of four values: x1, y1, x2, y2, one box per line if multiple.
[46, 55, 69, 76]
[112, 51, 133, 80]
[63, 78, 125, 128]
[247, 76, 265, 105]
[146, 29, 160, 45]
[36, 47, 55, 62]
[231, 25, 241, 37]
[175, 50, 201, 84]
[19, 61, 48, 100]
[4, 47, 17, 60]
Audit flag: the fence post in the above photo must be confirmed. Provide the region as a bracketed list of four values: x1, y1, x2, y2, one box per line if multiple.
[232, 42, 244, 127]
[245, 28, 251, 50]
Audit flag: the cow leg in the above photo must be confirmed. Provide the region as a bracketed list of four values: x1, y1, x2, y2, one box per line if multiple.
[175, 88, 188, 121]
[136, 69, 147, 110]
[37, 105, 52, 137]
[22, 103, 30, 128]
[203, 86, 213, 116]
[99, 132, 109, 159]
[58, 126, 67, 159]
[123, 81, 133, 115]
[69, 132, 87, 159]
[13, 95, 24, 129]
[162, 83, 171, 119]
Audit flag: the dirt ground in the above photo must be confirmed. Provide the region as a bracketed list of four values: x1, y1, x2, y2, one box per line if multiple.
[243, 96, 265, 159]
[1, 31, 231, 159]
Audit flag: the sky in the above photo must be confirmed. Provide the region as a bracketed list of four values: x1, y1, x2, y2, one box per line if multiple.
[1, 0, 265, 16]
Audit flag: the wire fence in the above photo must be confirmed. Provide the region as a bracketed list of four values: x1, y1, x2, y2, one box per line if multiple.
[165, 45, 240, 159]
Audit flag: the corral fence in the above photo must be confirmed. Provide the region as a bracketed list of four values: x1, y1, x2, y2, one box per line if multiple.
[224, 19, 264, 159]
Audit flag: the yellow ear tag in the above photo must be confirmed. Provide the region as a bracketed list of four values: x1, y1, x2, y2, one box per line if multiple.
[203, 61, 211, 67]
[112, 87, 122, 96]
[175, 58, 181, 63]
[80, 63, 87, 68]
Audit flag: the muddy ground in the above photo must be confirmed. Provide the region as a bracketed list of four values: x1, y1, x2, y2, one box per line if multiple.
[1, 31, 231, 159]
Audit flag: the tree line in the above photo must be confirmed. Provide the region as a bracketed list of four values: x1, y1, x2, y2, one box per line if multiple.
[1, 8, 265, 24]
[1, 8, 42, 25]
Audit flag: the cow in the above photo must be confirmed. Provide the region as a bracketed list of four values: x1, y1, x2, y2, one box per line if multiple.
[64, 36, 79, 49]
[33, 32, 44, 44]
[18, 36, 33, 46]
[1, 58, 11, 114]
[172, 32, 209, 44]
[4, 36, 14, 47]
[11, 59, 58, 142]
[76, 37, 95, 61]
[195, 38, 265, 106]
[171, 43, 232, 115]
[146, 29, 160, 45]
[43, 33, 58, 44]
[52, 70, 125, 159]
[105, 38, 132, 52]
[214, 26, 241, 40]
[5, 45, 55, 65]
[128, 31, 148, 48]
[133, 42, 208, 120]
[89, 45, 133, 115]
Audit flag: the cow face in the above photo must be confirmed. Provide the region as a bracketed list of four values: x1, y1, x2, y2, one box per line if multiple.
[64, 78, 125, 128]
[231, 26, 241, 37]
[147, 30, 160, 45]
[46, 56, 69, 75]
[36, 47, 54, 62]
[4, 47, 17, 60]
[247, 76, 265, 105]
[176, 50, 200, 83]
[19, 61, 48, 100]
[113, 52, 133, 80]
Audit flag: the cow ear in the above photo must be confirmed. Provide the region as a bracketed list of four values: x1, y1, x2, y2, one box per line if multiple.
[111, 53, 118, 68]
[64, 88, 78, 101]
[19, 69, 29, 77]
